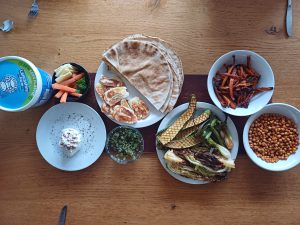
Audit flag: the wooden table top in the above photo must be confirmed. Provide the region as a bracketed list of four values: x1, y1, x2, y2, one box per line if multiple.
[0, 0, 300, 224]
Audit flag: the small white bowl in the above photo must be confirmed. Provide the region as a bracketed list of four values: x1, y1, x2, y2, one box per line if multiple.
[243, 103, 300, 171]
[208, 50, 275, 116]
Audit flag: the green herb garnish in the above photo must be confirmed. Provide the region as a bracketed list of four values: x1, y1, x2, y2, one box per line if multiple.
[108, 127, 143, 160]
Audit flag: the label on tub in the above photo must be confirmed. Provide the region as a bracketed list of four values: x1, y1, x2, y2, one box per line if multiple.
[0, 59, 51, 110]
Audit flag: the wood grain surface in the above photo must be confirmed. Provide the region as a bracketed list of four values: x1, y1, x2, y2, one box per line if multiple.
[0, 0, 300, 225]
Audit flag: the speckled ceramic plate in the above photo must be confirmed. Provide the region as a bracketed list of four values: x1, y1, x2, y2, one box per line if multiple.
[36, 102, 106, 171]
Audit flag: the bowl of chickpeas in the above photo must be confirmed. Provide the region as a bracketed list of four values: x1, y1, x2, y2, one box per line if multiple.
[243, 103, 300, 171]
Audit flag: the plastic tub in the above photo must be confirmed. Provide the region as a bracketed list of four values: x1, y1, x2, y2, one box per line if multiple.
[0, 56, 52, 112]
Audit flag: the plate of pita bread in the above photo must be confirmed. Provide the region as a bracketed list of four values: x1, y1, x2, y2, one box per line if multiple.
[94, 34, 184, 128]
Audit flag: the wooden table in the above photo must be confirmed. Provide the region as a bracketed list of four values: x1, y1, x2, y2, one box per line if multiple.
[1, 1, 300, 224]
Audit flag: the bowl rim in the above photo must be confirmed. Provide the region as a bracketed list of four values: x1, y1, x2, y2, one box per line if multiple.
[243, 103, 300, 171]
[207, 50, 275, 116]
[105, 125, 145, 164]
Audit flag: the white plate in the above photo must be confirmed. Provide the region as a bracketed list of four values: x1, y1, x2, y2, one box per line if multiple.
[36, 102, 106, 171]
[94, 61, 166, 128]
[156, 102, 239, 184]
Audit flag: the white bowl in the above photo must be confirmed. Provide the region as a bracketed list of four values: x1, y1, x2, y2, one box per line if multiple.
[243, 103, 300, 171]
[208, 50, 275, 116]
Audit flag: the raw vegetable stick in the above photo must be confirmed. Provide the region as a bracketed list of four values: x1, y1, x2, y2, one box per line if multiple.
[61, 73, 84, 86]
[54, 90, 64, 98]
[52, 83, 77, 93]
[60, 92, 68, 103]
[69, 92, 82, 97]
[72, 73, 84, 78]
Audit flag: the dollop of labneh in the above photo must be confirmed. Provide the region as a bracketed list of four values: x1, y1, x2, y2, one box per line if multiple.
[59, 128, 81, 156]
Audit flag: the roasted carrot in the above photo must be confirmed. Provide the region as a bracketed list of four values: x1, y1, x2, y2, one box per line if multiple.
[255, 87, 274, 91]
[240, 66, 245, 77]
[214, 86, 226, 107]
[213, 55, 273, 109]
[54, 90, 64, 98]
[60, 92, 68, 103]
[229, 78, 234, 100]
[221, 76, 228, 87]
[52, 83, 77, 93]
[227, 65, 234, 74]
[220, 73, 240, 79]
[222, 95, 236, 109]
[69, 92, 82, 97]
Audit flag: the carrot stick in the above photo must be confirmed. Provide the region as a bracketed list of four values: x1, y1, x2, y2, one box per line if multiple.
[223, 95, 236, 109]
[61, 73, 84, 86]
[54, 90, 64, 98]
[214, 87, 227, 107]
[229, 78, 234, 100]
[60, 92, 68, 103]
[69, 92, 82, 97]
[220, 73, 240, 79]
[52, 83, 77, 93]
[240, 66, 245, 77]
[221, 76, 228, 87]
[227, 65, 234, 74]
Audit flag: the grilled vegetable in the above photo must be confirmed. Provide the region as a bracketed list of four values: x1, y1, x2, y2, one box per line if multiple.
[197, 128, 231, 159]
[182, 109, 211, 130]
[165, 135, 202, 149]
[220, 121, 233, 150]
[174, 126, 198, 140]
[164, 150, 229, 182]
[157, 95, 235, 182]
[158, 95, 197, 145]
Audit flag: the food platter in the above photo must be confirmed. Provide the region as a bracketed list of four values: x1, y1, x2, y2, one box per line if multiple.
[156, 102, 239, 184]
[94, 34, 184, 128]
[95, 62, 166, 128]
[36, 102, 106, 171]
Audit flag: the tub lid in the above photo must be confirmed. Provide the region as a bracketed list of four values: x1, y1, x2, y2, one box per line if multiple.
[0, 58, 38, 110]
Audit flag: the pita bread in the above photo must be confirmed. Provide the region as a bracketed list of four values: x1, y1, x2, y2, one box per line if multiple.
[103, 40, 173, 111]
[124, 34, 183, 113]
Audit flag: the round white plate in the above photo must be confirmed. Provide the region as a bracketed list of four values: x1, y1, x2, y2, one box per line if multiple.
[36, 102, 106, 171]
[94, 61, 166, 128]
[156, 102, 239, 184]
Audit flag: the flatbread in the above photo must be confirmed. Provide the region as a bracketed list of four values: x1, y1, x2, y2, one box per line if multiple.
[124, 34, 184, 89]
[103, 40, 172, 111]
[124, 34, 183, 113]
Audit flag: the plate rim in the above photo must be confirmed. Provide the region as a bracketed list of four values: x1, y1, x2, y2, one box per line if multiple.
[156, 101, 239, 184]
[36, 102, 107, 171]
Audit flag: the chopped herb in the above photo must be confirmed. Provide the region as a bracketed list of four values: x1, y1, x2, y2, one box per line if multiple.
[108, 127, 143, 161]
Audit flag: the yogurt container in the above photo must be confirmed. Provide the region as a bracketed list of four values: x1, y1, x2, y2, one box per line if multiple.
[0, 56, 52, 112]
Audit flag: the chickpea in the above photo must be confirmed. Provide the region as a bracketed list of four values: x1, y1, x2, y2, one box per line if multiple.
[248, 113, 299, 163]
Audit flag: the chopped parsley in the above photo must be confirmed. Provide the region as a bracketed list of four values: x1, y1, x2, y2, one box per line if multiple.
[108, 127, 143, 161]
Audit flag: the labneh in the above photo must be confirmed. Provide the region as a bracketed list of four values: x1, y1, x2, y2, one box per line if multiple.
[59, 128, 81, 157]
